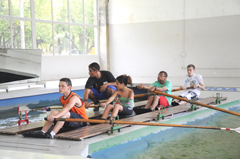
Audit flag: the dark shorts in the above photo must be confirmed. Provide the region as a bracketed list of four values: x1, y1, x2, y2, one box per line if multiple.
[54, 112, 87, 128]
[118, 106, 133, 115]
[91, 85, 116, 100]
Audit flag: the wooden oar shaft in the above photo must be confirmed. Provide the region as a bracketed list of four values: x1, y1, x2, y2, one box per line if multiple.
[54, 118, 224, 130]
[171, 86, 194, 92]
[154, 90, 240, 117]
[44, 107, 63, 110]
[89, 93, 153, 105]
[134, 93, 154, 98]
[89, 99, 116, 105]
[88, 104, 99, 108]
[171, 88, 182, 92]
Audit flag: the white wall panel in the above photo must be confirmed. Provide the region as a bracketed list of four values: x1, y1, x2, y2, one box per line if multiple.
[108, 0, 240, 86]
[41, 55, 99, 81]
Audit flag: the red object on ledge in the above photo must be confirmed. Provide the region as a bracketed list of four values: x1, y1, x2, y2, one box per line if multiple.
[17, 108, 29, 125]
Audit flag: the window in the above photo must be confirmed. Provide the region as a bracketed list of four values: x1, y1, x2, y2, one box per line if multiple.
[35, 0, 52, 20]
[70, 0, 83, 23]
[0, 19, 11, 48]
[11, 0, 31, 18]
[36, 22, 53, 54]
[0, 0, 98, 55]
[70, 25, 84, 54]
[0, 0, 9, 16]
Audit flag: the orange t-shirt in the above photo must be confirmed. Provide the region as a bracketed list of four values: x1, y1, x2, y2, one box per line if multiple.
[60, 92, 88, 119]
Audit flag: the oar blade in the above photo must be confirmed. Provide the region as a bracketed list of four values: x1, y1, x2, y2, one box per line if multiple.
[234, 127, 240, 133]
[17, 105, 31, 114]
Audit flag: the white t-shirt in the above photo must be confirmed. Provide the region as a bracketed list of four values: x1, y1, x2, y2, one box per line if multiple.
[180, 74, 203, 96]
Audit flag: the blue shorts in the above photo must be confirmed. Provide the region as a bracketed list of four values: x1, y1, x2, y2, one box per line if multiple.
[54, 112, 87, 128]
[91, 85, 116, 100]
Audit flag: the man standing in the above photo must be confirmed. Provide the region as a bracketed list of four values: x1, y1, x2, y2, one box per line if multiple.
[84, 62, 116, 111]
[172, 64, 205, 106]
[137, 71, 172, 111]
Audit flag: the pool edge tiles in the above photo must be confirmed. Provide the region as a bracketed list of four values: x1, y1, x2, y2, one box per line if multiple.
[88, 99, 240, 154]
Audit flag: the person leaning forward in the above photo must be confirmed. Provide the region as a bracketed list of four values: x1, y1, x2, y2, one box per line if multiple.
[84, 62, 117, 111]
[38, 78, 88, 139]
[137, 71, 172, 111]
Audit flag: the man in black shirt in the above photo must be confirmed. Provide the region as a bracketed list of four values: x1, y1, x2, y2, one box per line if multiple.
[84, 62, 117, 110]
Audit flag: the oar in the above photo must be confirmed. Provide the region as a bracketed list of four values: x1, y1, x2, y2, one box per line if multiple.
[171, 86, 194, 92]
[18, 105, 63, 113]
[153, 90, 240, 117]
[89, 99, 116, 105]
[18, 104, 98, 113]
[134, 92, 154, 98]
[89, 93, 153, 105]
[48, 118, 240, 133]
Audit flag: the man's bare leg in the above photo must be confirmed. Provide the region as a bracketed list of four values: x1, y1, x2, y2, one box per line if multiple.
[151, 95, 160, 111]
[145, 95, 154, 109]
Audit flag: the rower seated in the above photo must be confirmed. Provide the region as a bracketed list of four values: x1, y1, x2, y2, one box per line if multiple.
[37, 78, 88, 138]
[137, 71, 172, 110]
[101, 75, 134, 120]
[172, 64, 205, 106]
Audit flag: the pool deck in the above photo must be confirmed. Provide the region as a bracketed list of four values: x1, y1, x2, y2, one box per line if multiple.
[0, 78, 240, 158]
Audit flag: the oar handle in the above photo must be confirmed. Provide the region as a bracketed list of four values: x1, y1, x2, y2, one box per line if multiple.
[171, 86, 194, 92]
[88, 103, 100, 108]
[44, 117, 58, 123]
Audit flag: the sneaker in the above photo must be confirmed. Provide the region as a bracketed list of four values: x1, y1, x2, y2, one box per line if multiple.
[22, 131, 48, 138]
[93, 101, 100, 111]
[45, 132, 54, 139]
[93, 107, 99, 111]
[171, 101, 179, 106]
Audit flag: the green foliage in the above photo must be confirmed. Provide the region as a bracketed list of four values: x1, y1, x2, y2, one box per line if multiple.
[36, 22, 53, 54]
[0, 0, 9, 15]
[54, 24, 69, 54]
[70, 0, 83, 23]
[85, 27, 94, 54]
[53, 0, 68, 22]
[0, 0, 96, 55]
[71, 25, 84, 53]
[35, 0, 52, 20]
[11, 0, 31, 18]
[85, 0, 94, 24]
[0, 19, 11, 48]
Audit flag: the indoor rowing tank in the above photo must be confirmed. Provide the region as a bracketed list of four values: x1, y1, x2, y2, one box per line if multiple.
[0, 78, 240, 159]
[88, 100, 240, 159]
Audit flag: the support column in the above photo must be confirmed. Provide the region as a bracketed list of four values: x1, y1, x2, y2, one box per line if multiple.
[98, 0, 109, 71]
